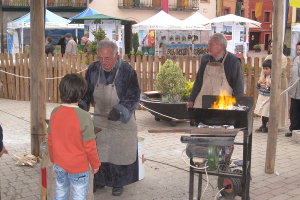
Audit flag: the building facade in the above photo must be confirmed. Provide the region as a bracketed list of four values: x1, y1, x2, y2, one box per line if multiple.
[222, 0, 249, 17]
[89, 0, 217, 22]
[248, 0, 273, 50]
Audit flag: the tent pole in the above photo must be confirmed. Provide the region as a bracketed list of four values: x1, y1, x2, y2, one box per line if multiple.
[21, 23, 24, 53]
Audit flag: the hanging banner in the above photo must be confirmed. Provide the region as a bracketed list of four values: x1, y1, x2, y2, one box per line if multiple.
[290, 0, 300, 8]
[148, 30, 155, 47]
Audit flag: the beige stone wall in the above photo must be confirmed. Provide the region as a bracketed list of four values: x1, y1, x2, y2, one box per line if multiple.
[89, 0, 216, 22]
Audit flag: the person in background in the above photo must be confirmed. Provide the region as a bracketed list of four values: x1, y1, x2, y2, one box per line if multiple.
[45, 37, 55, 56]
[0, 81, 8, 157]
[254, 59, 272, 133]
[79, 40, 140, 196]
[187, 33, 244, 109]
[81, 36, 92, 54]
[285, 41, 300, 137]
[48, 73, 101, 199]
[0, 125, 8, 157]
[263, 40, 289, 129]
[57, 35, 66, 55]
[65, 33, 77, 55]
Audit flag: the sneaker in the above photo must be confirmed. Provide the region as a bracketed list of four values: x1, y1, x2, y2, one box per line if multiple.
[112, 187, 123, 196]
[285, 132, 292, 137]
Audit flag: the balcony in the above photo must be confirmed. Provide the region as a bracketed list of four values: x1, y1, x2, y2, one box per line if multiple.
[1, 0, 87, 11]
[118, 0, 199, 11]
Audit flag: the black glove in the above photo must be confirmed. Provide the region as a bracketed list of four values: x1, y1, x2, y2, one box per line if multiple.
[107, 108, 120, 121]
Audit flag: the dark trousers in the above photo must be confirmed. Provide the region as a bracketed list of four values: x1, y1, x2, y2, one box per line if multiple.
[289, 98, 300, 131]
[262, 116, 269, 128]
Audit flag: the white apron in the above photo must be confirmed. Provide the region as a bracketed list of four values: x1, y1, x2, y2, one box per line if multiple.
[93, 69, 137, 165]
[254, 94, 270, 117]
[194, 52, 233, 108]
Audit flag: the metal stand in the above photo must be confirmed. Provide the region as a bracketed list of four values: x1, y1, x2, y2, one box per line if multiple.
[188, 129, 252, 200]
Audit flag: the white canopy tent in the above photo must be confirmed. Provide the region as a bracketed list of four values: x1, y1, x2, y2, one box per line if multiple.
[206, 14, 261, 58]
[182, 12, 211, 30]
[7, 9, 83, 53]
[133, 10, 185, 30]
[133, 11, 211, 56]
[291, 24, 300, 57]
[208, 14, 261, 28]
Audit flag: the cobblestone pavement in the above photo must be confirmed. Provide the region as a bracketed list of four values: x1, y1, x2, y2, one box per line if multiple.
[0, 99, 300, 200]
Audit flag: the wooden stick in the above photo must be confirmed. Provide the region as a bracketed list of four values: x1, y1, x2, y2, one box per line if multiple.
[148, 129, 191, 133]
[175, 133, 237, 137]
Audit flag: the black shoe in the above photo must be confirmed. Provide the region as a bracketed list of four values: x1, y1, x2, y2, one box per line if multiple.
[255, 126, 265, 133]
[285, 132, 292, 137]
[261, 127, 268, 133]
[112, 187, 123, 196]
[93, 183, 105, 193]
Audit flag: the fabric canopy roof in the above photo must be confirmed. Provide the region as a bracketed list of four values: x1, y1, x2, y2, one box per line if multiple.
[7, 9, 83, 29]
[208, 14, 261, 28]
[70, 13, 135, 25]
[69, 8, 100, 20]
[133, 11, 185, 30]
[182, 12, 211, 30]
[183, 12, 210, 27]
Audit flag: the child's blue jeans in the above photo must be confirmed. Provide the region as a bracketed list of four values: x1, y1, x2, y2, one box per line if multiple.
[53, 164, 90, 200]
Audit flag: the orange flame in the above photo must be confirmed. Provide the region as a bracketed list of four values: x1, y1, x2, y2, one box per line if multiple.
[211, 90, 236, 110]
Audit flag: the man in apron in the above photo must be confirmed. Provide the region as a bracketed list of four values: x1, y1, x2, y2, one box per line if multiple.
[187, 33, 244, 109]
[79, 40, 140, 196]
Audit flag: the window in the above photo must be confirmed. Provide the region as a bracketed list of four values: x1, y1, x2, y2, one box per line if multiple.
[251, 11, 257, 21]
[224, 8, 230, 15]
[264, 12, 271, 23]
[296, 8, 300, 23]
[241, 9, 244, 17]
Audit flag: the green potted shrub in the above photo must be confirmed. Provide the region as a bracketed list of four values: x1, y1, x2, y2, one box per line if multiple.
[155, 59, 187, 102]
[140, 59, 192, 125]
[89, 27, 106, 56]
[132, 32, 139, 54]
[253, 44, 261, 52]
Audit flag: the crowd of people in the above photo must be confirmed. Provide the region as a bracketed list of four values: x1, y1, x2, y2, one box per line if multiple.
[45, 33, 92, 56]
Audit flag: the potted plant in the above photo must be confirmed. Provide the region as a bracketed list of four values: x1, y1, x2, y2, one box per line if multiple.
[253, 44, 261, 52]
[140, 59, 193, 126]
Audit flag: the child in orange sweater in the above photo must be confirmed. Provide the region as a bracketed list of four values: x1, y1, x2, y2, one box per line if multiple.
[47, 73, 101, 200]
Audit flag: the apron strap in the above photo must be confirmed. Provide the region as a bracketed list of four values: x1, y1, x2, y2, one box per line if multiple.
[221, 51, 228, 65]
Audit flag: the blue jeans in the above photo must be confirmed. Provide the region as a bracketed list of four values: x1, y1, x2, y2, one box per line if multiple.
[54, 164, 90, 200]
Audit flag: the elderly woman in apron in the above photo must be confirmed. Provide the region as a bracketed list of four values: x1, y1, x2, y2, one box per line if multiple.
[79, 40, 140, 196]
[254, 59, 272, 133]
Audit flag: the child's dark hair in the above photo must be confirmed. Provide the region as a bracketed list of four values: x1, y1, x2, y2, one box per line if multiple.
[262, 59, 272, 69]
[59, 73, 87, 103]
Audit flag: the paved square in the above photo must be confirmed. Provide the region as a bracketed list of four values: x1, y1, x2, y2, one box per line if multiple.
[0, 99, 300, 200]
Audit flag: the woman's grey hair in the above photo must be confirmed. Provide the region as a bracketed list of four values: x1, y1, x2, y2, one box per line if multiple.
[210, 33, 227, 49]
[97, 40, 118, 56]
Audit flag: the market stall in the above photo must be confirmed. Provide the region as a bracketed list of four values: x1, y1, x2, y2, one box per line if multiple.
[70, 13, 135, 56]
[133, 11, 211, 56]
[207, 14, 261, 58]
[7, 9, 84, 54]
